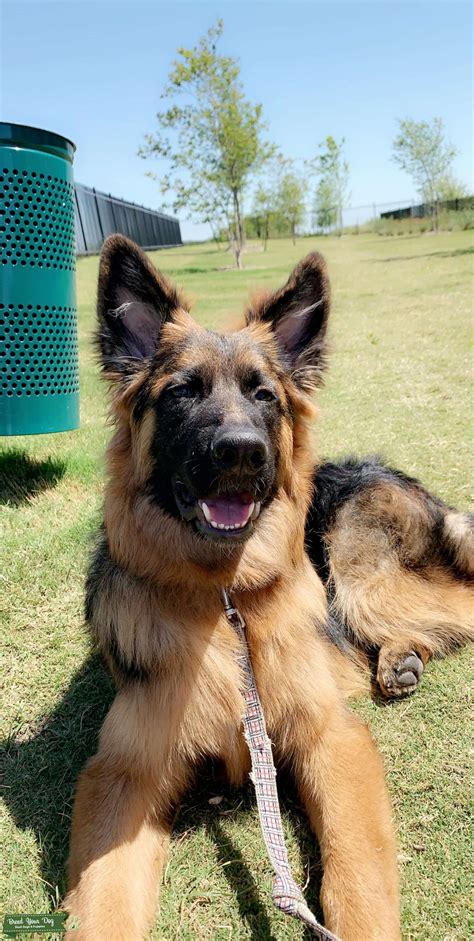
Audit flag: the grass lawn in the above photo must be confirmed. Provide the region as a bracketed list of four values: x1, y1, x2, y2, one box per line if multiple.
[1, 231, 473, 940]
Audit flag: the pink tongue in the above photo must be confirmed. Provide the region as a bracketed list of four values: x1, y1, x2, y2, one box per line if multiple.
[206, 496, 253, 527]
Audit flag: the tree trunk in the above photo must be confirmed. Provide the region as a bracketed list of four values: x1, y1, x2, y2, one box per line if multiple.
[292, 221, 296, 246]
[232, 189, 244, 269]
[427, 185, 437, 233]
[234, 242, 242, 269]
[264, 213, 269, 252]
[235, 192, 243, 246]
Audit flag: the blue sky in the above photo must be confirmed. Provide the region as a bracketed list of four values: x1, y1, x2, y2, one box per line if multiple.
[1, 0, 472, 240]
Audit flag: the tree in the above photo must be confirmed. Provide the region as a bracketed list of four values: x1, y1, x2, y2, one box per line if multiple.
[392, 118, 457, 230]
[252, 183, 274, 250]
[139, 20, 273, 268]
[421, 172, 469, 203]
[274, 168, 307, 245]
[249, 161, 313, 246]
[312, 177, 337, 232]
[190, 178, 232, 250]
[308, 137, 350, 237]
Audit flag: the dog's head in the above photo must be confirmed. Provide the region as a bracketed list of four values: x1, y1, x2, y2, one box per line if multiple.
[97, 237, 330, 573]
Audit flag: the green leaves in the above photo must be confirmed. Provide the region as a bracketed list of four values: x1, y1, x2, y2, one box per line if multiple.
[139, 20, 273, 266]
[308, 137, 350, 236]
[274, 169, 307, 244]
[392, 118, 458, 211]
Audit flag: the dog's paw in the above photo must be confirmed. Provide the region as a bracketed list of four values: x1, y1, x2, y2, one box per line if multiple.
[377, 649, 425, 698]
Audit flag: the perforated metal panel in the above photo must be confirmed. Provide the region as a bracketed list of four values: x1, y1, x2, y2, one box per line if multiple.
[0, 167, 76, 271]
[0, 303, 79, 398]
[0, 123, 79, 436]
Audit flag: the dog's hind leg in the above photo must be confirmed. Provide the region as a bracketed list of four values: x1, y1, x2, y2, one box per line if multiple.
[308, 459, 474, 699]
[331, 564, 473, 699]
[375, 641, 430, 697]
[331, 555, 473, 698]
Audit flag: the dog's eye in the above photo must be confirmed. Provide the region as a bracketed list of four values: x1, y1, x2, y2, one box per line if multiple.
[255, 388, 276, 402]
[169, 383, 198, 400]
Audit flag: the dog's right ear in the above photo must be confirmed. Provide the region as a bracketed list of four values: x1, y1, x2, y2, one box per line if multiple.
[96, 235, 185, 380]
[246, 252, 330, 392]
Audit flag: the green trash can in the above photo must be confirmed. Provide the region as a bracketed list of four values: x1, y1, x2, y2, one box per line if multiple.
[0, 122, 79, 436]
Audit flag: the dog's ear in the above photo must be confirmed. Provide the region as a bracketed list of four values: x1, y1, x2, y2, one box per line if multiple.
[96, 235, 185, 380]
[247, 253, 330, 392]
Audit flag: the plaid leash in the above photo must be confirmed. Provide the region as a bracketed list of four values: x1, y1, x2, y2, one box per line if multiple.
[222, 589, 342, 941]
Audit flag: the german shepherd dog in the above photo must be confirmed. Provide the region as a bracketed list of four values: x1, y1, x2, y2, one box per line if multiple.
[64, 236, 473, 940]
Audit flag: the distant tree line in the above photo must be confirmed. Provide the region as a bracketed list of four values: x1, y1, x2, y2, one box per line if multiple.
[140, 20, 469, 266]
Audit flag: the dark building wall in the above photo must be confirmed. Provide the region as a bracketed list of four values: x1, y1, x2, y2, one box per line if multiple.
[74, 183, 182, 254]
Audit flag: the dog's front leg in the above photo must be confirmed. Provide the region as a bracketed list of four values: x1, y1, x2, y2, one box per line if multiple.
[63, 691, 190, 941]
[63, 757, 172, 940]
[292, 706, 401, 941]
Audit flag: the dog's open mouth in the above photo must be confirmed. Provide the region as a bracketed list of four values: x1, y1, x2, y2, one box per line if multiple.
[173, 481, 261, 539]
[199, 493, 261, 531]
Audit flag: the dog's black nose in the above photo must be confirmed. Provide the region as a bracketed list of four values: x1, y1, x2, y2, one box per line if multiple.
[212, 429, 268, 475]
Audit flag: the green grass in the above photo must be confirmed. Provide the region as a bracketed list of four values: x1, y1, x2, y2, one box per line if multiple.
[1, 231, 473, 940]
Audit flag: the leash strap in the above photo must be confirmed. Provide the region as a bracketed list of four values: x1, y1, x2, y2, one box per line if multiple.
[222, 589, 341, 941]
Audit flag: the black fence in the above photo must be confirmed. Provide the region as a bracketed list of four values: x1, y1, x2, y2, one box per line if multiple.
[381, 195, 474, 221]
[74, 183, 182, 255]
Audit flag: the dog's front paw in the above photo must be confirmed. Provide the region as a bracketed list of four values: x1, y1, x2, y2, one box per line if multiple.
[377, 649, 425, 698]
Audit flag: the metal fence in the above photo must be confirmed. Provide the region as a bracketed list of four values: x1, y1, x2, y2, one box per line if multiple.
[74, 183, 182, 255]
[288, 195, 473, 233]
[380, 195, 474, 220]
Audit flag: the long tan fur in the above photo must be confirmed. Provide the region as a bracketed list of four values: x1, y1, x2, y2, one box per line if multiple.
[63, 238, 407, 939]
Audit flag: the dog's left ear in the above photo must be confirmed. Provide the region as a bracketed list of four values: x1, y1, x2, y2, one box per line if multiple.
[247, 253, 330, 392]
[96, 234, 186, 381]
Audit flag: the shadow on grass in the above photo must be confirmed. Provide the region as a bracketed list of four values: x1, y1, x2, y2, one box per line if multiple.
[173, 764, 323, 939]
[2, 656, 115, 900]
[174, 265, 224, 275]
[373, 245, 474, 263]
[172, 771, 280, 940]
[207, 817, 278, 940]
[176, 248, 224, 255]
[2, 656, 324, 938]
[0, 448, 67, 507]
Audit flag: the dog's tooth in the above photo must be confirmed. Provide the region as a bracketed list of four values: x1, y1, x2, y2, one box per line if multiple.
[248, 501, 255, 519]
[253, 501, 261, 520]
[211, 521, 218, 529]
[218, 523, 225, 530]
[200, 501, 212, 523]
[224, 525, 230, 530]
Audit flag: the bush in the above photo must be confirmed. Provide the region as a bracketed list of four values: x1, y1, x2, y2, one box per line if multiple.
[363, 208, 474, 236]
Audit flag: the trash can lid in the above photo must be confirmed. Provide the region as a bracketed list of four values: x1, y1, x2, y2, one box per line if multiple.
[0, 122, 76, 163]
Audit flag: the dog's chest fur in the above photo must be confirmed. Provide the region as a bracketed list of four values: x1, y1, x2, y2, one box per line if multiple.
[87, 545, 335, 779]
